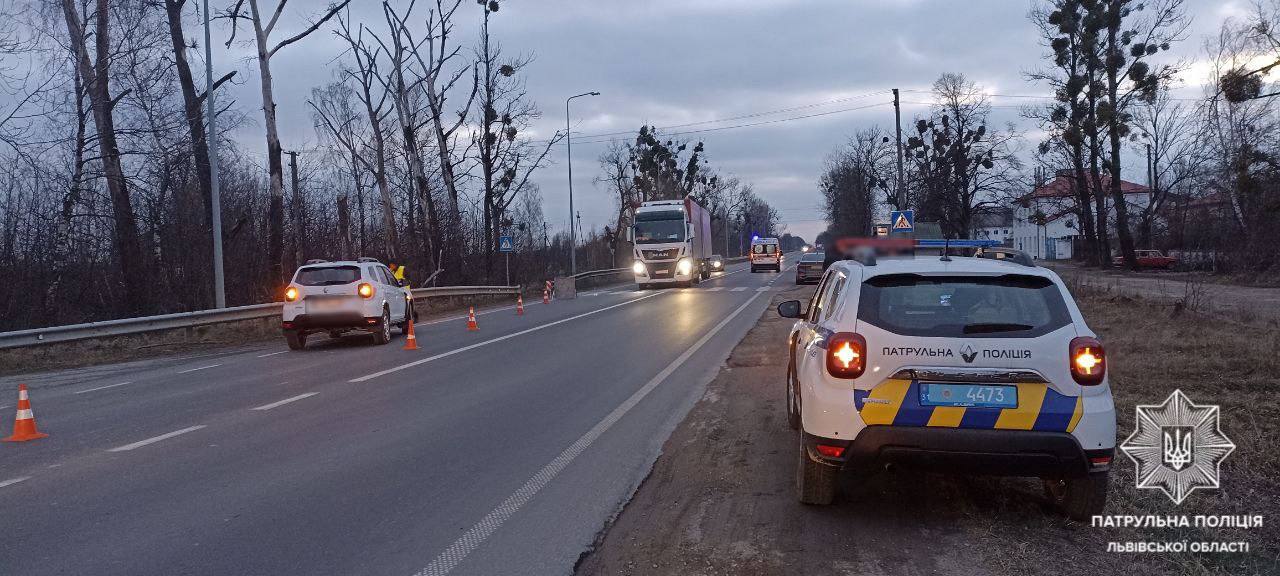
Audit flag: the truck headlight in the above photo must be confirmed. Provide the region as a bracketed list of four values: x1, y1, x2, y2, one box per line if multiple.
[632, 261, 646, 274]
[676, 258, 693, 275]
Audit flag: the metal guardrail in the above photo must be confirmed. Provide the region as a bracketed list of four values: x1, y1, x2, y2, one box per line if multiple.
[0, 285, 519, 350]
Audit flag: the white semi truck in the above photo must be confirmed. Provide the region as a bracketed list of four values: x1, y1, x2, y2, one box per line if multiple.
[629, 196, 713, 288]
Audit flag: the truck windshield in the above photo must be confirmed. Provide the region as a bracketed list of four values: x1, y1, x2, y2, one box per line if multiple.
[634, 212, 685, 244]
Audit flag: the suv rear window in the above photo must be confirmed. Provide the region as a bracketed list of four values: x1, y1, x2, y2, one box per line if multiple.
[294, 265, 362, 286]
[857, 274, 1071, 338]
[801, 253, 824, 262]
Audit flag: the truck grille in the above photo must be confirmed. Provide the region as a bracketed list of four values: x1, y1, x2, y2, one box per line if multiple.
[642, 248, 679, 260]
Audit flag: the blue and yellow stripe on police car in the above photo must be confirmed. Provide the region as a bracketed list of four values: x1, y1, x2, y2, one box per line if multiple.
[854, 379, 1084, 432]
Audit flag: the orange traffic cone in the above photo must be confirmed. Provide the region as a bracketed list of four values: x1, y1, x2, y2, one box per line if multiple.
[3, 384, 48, 442]
[466, 306, 479, 331]
[542, 288, 550, 305]
[516, 295, 525, 316]
[402, 316, 419, 350]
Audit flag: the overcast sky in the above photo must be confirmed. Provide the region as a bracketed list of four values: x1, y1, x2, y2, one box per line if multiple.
[213, 0, 1252, 244]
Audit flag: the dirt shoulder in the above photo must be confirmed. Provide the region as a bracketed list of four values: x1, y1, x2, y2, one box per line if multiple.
[577, 286, 1278, 576]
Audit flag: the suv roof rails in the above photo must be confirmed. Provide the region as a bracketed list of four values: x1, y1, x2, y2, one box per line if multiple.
[304, 259, 329, 265]
[976, 246, 1036, 267]
[356, 257, 381, 263]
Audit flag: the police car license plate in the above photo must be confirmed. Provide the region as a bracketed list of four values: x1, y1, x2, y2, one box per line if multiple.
[919, 382, 1017, 409]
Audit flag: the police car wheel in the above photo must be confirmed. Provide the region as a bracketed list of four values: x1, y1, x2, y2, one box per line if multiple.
[371, 308, 391, 345]
[397, 304, 411, 333]
[1043, 471, 1108, 521]
[796, 437, 837, 505]
[786, 355, 800, 430]
[285, 330, 306, 351]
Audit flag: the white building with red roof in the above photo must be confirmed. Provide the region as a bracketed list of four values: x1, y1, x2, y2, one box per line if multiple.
[1012, 172, 1151, 260]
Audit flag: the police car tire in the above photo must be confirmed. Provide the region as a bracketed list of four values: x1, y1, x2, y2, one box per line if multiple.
[786, 355, 800, 430]
[796, 440, 837, 505]
[285, 331, 306, 351]
[372, 309, 391, 345]
[1045, 471, 1108, 521]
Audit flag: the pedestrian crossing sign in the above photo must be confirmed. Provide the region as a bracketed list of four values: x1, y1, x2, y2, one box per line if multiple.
[889, 210, 914, 233]
[499, 235, 514, 253]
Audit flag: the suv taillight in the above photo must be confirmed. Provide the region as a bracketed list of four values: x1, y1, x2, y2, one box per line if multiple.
[826, 332, 866, 379]
[284, 286, 299, 302]
[358, 282, 375, 299]
[1070, 336, 1105, 386]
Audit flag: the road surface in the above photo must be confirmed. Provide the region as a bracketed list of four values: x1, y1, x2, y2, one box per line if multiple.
[0, 258, 796, 576]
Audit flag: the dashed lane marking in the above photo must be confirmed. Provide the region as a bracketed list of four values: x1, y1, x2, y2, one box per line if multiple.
[351, 291, 666, 383]
[176, 364, 221, 374]
[251, 392, 319, 411]
[107, 425, 207, 452]
[257, 351, 288, 358]
[413, 289, 766, 576]
[756, 286, 770, 292]
[0, 476, 31, 489]
[74, 381, 134, 395]
[732, 287, 748, 292]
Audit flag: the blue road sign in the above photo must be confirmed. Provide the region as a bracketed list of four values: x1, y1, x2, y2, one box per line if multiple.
[498, 235, 514, 253]
[889, 210, 914, 233]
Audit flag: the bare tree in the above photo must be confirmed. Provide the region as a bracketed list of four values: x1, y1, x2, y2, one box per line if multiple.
[60, 0, 148, 314]
[224, 0, 352, 283]
[1131, 88, 1203, 247]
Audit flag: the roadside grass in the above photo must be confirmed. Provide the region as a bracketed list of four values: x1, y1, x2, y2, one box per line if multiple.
[961, 290, 1279, 576]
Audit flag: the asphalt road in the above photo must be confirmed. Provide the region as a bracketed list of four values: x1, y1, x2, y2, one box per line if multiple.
[0, 258, 797, 576]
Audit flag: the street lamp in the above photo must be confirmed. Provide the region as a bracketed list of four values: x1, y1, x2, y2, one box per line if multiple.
[566, 90, 599, 275]
[203, 0, 225, 308]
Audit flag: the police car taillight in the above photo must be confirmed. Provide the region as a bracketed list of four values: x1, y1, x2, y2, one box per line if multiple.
[284, 286, 299, 302]
[826, 332, 866, 379]
[1069, 336, 1105, 386]
[358, 282, 375, 299]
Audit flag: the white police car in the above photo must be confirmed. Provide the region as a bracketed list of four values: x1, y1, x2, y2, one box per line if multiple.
[777, 243, 1115, 519]
[281, 258, 413, 350]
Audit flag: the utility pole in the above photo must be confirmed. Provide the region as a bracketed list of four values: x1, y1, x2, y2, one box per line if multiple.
[892, 88, 905, 210]
[565, 91, 600, 275]
[203, 0, 225, 308]
[287, 150, 302, 267]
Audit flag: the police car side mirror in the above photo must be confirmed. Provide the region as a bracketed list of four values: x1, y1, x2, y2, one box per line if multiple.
[777, 300, 803, 319]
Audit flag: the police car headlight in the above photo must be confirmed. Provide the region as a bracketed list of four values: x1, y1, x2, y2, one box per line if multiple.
[676, 258, 693, 275]
[632, 261, 646, 274]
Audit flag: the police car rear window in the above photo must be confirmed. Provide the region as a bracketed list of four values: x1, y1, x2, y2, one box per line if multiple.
[857, 274, 1071, 338]
[295, 266, 361, 286]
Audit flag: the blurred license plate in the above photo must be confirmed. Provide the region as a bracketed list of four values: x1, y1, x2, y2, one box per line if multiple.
[306, 297, 346, 313]
[919, 382, 1016, 408]
[653, 269, 669, 276]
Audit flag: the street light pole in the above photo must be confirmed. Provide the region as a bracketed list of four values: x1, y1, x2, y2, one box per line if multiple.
[203, 0, 226, 309]
[565, 91, 599, 275]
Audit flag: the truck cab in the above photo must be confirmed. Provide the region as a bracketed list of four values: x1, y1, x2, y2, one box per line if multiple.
[630, 196, 712, 288]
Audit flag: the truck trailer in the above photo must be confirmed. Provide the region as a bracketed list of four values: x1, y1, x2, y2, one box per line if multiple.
[629, 196, 712, 288]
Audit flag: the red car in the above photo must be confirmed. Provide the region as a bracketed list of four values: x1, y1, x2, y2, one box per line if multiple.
[1113, 249, 1177, 270]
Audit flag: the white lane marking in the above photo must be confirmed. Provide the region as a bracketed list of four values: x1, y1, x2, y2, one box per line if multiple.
[107, 425, 207, 452]
[352, 291, 666, 383]
[257, 351, 288, 358]
[414, 290, 765, 576]
[74, 381, 134, 395]
[704, 286, 722, 292]
[756, 286, 771, 292]
[177, 364, 221, 374]
[0, 476, 31, 489]
[251, 392, 319, 411]
[732, 287, 748, 292]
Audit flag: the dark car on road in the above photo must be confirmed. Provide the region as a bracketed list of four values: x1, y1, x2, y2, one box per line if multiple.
[795, 252, 825, 284]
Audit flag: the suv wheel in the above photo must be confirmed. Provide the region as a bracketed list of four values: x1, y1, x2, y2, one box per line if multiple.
[1043, 471, 1109, 520]
[786, 354, 800, 430]
[371, 308, 391, 345]
[796, 437, 838, 505]
[285, 330, 307, 351]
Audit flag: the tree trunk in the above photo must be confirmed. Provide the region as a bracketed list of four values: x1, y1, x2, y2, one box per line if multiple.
[337, 194, 352, 260]
[61, 0, 148, 315]
[1106, 8, 1138, 271]
[163, 0, 213, 227]
[247, 0, 286, 285]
